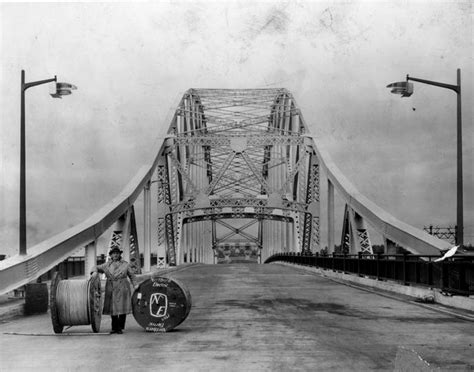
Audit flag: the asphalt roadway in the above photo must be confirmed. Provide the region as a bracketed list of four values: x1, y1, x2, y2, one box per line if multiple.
[1, 263, 473, 371]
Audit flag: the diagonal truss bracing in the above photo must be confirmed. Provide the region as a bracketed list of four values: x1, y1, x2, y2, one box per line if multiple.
[156, 88, 320, 262]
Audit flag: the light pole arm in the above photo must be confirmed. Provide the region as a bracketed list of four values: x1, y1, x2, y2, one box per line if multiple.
[407, 75, 459, 94]
[23, 76, 57, 91]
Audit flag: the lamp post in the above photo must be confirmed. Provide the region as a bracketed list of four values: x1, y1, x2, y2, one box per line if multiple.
[20, 70, 77, 255]
[387, 69, 463, 246]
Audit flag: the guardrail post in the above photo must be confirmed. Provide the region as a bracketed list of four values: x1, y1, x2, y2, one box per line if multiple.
[343, 253, 347, 273]
[357, 251, 362, 277]
[332, 252, 335, 272]
[440, 261, 447, 292]
[376, 253, 381, 280]
[403, 252, 408, 285]
[428, 257, 433, 286]
[415, 257, 420, 284]
[457, 261, 464, 294]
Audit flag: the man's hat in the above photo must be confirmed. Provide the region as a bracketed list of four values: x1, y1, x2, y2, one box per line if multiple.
[109, 247, 123, 255]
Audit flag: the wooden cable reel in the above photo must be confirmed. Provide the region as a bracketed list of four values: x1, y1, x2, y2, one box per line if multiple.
[132, 276, 192, 332]
[50, 272, 102, 333]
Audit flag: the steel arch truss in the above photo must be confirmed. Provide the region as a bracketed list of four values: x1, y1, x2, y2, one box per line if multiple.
[155, 89, 321, 263]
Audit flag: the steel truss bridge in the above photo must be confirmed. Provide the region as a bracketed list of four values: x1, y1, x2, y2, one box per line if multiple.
[0, 88, 451, 294]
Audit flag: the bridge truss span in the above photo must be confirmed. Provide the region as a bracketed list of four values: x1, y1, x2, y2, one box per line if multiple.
[161, 88, 320, 264]
[0, 88, 451, 295]
[157, 88, 450, 265]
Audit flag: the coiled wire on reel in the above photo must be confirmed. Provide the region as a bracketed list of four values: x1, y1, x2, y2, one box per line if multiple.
[50, 272, 102, 333]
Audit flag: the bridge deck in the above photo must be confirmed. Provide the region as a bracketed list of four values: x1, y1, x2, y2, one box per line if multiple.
[1, 264, 473, 371]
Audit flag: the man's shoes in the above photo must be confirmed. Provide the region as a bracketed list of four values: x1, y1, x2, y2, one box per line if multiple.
[116, 330, 123, 334]
[110, 330, 118, 334]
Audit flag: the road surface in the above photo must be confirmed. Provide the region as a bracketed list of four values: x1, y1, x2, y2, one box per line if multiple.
[1, 263, 473, 371]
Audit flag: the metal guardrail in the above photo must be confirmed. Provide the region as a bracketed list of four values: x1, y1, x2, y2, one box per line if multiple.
[265, 252, 474, 296]
[36, 254, 163, 282]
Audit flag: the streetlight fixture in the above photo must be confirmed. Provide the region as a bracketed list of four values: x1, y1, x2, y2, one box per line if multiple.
[386, 69, 463, 246]
[20, 70, 77, 255]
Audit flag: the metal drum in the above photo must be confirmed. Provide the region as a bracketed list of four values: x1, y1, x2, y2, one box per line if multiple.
[25, 283, 49, 315]
[50, 272, 102, 333]
[132, 276, 192, 332]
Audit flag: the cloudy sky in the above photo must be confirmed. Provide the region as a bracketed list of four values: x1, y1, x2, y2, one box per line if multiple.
[1, 1, 472, 257]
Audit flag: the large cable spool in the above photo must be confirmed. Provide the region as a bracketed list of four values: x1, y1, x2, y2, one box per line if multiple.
[50, 272, 102, 333]
[132, 276, 192, 332]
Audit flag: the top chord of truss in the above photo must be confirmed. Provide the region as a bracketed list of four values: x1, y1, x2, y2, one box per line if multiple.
[173, 88, 302, 136]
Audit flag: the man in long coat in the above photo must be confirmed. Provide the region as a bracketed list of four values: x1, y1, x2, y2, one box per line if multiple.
[92, 247, 137, 334]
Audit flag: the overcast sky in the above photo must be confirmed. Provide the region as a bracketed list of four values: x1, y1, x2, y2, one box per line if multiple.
[1, 1, 472, 257]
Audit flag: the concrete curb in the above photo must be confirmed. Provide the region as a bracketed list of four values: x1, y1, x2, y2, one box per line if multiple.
[274, 262, 474, 313]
